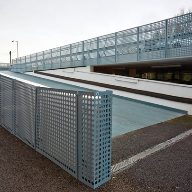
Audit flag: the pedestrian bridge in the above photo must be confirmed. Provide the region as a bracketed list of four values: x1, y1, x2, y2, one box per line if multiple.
[11, 13, 192, 72]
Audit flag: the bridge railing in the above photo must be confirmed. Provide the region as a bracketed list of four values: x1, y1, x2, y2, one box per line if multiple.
[12, 13, 192, 72]
[0, 63, 11, 71]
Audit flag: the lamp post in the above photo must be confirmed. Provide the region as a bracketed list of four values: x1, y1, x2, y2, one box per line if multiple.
[12, 40, 19, 58]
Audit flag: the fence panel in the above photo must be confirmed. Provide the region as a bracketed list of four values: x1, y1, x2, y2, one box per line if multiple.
[13, 80, 36, 148]
[0, 75, 13, 133]
[0, 75, 112, 189]
[36, 87, 78, 178]
[167, 13, 192, 58]
[78, 91, 112, 189]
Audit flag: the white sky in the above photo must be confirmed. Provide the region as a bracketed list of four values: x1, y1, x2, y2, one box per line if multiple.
[0, 0, 192, 63]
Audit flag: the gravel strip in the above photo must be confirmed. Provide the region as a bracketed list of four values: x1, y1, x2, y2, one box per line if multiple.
[0, 115, 191, 191]
[112, 115, 192, 165]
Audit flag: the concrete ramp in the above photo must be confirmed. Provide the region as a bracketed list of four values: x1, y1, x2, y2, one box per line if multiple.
[0, 71, 187, 138]
[112, 96, 186, 137]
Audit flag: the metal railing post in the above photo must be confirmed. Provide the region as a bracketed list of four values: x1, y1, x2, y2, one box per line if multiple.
[115, 32, 117, 63]
[25, 56, 27, 71]
[51, 49, 52, 69]
[97, 37, 99, 65]
[82, 41, 84, 66]
[137, 27, 140, 61]
[60, 47, 62, 68]
[165, 19, 168, 58]
[43, 51, 45, 70]
[70, 44, 72, 67]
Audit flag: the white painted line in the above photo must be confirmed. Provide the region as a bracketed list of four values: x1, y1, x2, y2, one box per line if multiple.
[111, 129, 192, 175]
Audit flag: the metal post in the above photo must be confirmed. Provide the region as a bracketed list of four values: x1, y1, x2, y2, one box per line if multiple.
[115, 33, 117, 63]
[36, 53, 38, 70]
[25, 56, 27, 71]
[82, 41, 84, 66]
[43, 51, 45, 70]
[60, 47, 62, 68]
[137, 27, 140, 61]
[70, 44, 72, 67]
[51, 49, 52, 69]
[97, 37, 99, 65]
[17, 41, 19, 58]
[30, 55, 31, 71]
[165, 19, 168, 58]
[9, 51, 11, 64]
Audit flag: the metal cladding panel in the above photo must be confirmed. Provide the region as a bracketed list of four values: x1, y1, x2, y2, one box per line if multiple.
[167, 13, 192, 58]
[61, 45, 71, 65]
[78, 91, 112, 189]
[0, 75, 13, 133]
[13, 80, 36, 148]
[11, 13, 192, 72]
[36, 87, 78, 178]
[84, 38, 98, 60]
[139, 20, 166, 60]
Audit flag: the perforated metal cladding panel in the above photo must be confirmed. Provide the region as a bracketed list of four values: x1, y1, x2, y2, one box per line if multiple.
[84, 38, 97, 59]
[0, 75, 13, 132]
[11, 13, 192, 72]
[36, 88, 78, 178]
[167, 13, 192, 58]
[52, 47, 60, 68]
[44, 50, 52, 69]
[117, 28, 137, 62]
[139, 21, 166, 60]
[78, 91, 112, 189]
[13, 80, 36, 148]
[60, 45, 71, 68]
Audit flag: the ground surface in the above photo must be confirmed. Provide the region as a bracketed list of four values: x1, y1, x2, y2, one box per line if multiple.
[0, 115, 192, 191]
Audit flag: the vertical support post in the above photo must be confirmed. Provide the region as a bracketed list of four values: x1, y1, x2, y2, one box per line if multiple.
[43, 51, 45, 70]
[36, 53, 38, 70]
[165, 19, 168, 58]
[60, 47, 62, 68]
[30, 55, 31, 71]
[9, 51, 11, 64]
[70, 44, 72, 67]
[25, 56, 27, 71]
[97, 37, 99, 65]
[82, 41, 84, 66]
[51, 49, 52, 69]
[115, 32, 117, 63]
[137, 27, 140, 61]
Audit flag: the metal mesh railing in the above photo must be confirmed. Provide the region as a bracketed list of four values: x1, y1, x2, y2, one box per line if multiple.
[0, 75, 13, 133]
[0, 74, 112, 189]
[78, 91, 112, 189]
[0, 63, 11, 71]
[36, 88, 78, 178]
[13, 80, 36, 148]
[12, 13, 192, 72]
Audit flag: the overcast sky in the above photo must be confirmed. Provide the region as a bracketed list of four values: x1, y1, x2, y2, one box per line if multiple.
[0, 0, 192, 63]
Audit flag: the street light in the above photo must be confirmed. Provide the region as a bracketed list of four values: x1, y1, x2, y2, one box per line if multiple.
[12, 40, 19, 58]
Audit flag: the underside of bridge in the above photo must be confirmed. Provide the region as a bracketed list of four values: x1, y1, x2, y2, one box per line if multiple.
[94, 56, 192, 85]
